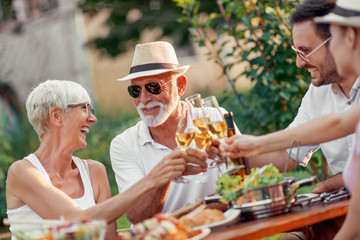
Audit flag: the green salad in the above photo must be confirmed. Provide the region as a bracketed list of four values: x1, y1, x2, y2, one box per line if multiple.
[216, 163, 283, 203]
[245, 163, 283, 188]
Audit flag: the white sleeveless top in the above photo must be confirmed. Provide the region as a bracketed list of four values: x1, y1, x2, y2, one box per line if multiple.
[7, 154, 96, 236]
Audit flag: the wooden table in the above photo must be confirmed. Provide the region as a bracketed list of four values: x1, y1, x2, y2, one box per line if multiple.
[204, 199, 350, 240]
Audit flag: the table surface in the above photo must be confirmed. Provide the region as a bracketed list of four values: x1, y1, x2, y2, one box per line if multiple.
[203, 199, 350, 240]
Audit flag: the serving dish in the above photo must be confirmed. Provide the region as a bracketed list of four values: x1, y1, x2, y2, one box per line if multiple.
[192, 208, 240, 230]
[232, 176, 318, 220]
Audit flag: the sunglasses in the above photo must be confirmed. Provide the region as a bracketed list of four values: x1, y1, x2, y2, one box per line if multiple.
[291, 37, 332, 63]
[128, 82, 163, 98]
[67, 103, 95, 116]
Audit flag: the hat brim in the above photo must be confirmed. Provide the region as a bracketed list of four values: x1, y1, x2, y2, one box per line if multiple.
[315, 13, 360, 28]
[117, 65, 190, 81]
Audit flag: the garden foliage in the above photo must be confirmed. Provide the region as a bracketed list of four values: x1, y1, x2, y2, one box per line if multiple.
[174, 0, 309, 134]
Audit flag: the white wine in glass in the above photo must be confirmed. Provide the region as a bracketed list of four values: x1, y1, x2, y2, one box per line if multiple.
[185, 93, 210, 183]
[176, 131, 195, 149]
[174, 103, 196, 184]
[203, 96, 228, 142]
[192, 117, 212, 149]
[203, 95, 228, 172]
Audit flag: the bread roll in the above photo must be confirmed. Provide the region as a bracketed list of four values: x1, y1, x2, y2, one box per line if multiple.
[171, 200, 205, 218]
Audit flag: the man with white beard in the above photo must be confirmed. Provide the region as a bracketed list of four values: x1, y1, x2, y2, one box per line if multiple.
[110, 41, 229, 223]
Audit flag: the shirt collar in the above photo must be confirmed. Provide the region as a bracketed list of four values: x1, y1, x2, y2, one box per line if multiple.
[138, 120, 153, 146]
[349, 77, 360, 102]
[137, 120, 169, 150]
[331, 76, 360, 102]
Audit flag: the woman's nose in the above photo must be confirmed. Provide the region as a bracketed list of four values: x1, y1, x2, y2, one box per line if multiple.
[89, 113, 97, 123]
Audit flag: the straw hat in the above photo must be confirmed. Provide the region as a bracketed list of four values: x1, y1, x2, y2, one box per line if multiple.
[117, 41, 190, 81]
[315, 0, 360, 27]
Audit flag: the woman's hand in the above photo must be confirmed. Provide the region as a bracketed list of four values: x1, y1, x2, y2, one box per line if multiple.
[205, 139, 226, 167]
[182, 148, 207, 175]
[147, 149, 187, 186]
[222, 134, 261, 158]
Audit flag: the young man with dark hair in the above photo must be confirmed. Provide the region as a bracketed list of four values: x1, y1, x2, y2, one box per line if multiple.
[249, 0, 359, 194]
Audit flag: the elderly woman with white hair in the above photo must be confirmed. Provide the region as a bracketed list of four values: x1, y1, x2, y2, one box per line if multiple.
[6, 80, 189, 239]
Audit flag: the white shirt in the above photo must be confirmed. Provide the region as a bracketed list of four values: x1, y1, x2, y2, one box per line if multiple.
[110, 106, 239, 214]
[287, 77, 360, 174]
[110, 121, 219, 213]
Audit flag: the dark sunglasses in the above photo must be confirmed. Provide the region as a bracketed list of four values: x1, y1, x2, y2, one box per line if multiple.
[67, 103, 95, 116]
[128, 82, 162, 98]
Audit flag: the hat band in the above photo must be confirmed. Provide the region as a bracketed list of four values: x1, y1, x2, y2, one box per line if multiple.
[332, 5, 360, 17]
[129, 63, 180, 74]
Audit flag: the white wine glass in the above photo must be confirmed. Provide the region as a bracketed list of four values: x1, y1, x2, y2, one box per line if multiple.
[203, 96, 228, 142]
[185, 93, 211, 183]
[174, 103, 196, 183]
[203, 96, 228, 172]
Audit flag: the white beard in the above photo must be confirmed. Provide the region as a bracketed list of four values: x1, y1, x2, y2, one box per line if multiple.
[136, 100, 177, 127]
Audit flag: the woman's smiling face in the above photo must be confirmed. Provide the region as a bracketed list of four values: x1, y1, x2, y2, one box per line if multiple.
[63, 103, 97, 150]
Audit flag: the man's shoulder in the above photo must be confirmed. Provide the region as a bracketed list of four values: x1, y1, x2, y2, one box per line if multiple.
[304, 83, 332, 96]
[300, 84, 333, 106]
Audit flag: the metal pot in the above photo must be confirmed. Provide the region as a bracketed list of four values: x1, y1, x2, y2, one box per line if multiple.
[232, 175, 318, 220]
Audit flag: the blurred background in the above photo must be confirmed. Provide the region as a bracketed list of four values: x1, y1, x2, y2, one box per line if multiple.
[0, 0, 329, 238]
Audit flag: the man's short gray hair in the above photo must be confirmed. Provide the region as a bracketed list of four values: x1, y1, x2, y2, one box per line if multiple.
[26, 80, 91, 137]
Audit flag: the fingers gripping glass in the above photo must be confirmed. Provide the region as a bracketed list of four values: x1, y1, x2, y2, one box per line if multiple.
[128, 82, 162, 98]
[67, 103, 95, 116]
[291, 37, 332, 62]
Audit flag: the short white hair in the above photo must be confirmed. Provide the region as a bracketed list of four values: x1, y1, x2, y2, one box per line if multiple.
[26, 80, 91, 137]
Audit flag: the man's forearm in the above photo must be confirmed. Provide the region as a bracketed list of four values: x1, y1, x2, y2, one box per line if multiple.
[311, 173, 344, 194]
[127, 182, 171, 223]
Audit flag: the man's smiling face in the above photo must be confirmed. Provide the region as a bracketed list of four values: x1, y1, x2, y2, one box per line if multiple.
[292, 20, 343, 86]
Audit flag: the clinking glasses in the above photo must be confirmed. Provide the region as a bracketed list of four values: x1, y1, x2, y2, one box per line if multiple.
[291, 36, 332, 63]
[128, 82, 163, 98]
[67, 103, 95, 116]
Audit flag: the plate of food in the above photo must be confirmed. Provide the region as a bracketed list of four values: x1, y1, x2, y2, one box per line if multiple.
[192, 208, 240, 230]
[117, 213, 210, 240]
[14, 219, 106, 240]
[177, 202, 240, 231]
